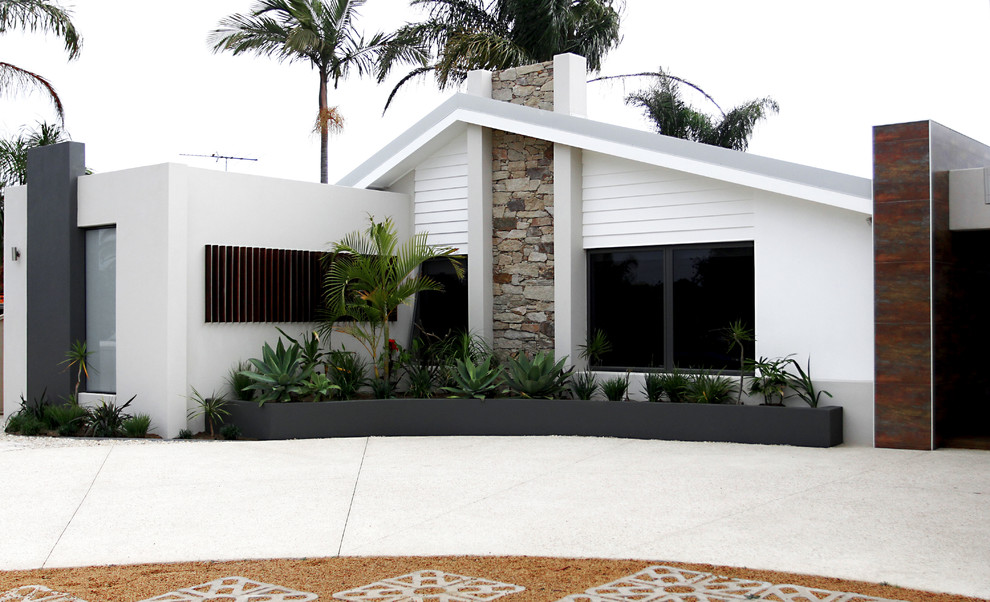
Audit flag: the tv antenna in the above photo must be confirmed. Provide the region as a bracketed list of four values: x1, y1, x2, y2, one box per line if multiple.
[179, 152, 258, 172]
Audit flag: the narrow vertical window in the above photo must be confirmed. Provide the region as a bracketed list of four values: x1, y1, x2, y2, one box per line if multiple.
[86, 228, 116, 393]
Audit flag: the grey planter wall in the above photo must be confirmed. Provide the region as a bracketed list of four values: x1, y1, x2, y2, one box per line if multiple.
[225, 399, 843, 448]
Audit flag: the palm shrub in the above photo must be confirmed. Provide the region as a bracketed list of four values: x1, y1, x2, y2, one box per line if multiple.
[642, 372, 664, 403]
[787, 357, 833, 408]
[122, 414, 152, 438]
[747, 356, 792, 406]
[323, 216, 463, 382]
[658, 369, 690, 403]
[569, 371, 599, 401]
[240, 338, 313, 405]
[187, 387, 230, 437]
[578, 329, 612, 368]
[86, 396, 135, 437]
[502, 352, 573, 399]
[443, 356, 502, 399]
[327, 350, 368, 399]
[683, 371, 736, 404]
[600, 373, 629, 401]
[59, 340, 94, 400]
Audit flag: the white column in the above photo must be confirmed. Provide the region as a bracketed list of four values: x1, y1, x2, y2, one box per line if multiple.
[553, 53, 588, 117]
[554, 143, 585, 366]
[467, 124, 493, 344]
[3, 186, 28, 418]
[467, 69, 493, 98]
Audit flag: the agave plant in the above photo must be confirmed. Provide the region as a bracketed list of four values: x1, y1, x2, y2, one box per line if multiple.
[503, 352, 573, 399]
[240, 338, 314, 405]
[442, 356, 502, 399]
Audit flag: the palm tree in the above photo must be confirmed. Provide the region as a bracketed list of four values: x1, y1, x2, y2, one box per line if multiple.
[380, 0, 622, 110]
[209, 0, 422, 184]
[0, 0, 82, 123]
[323, 216, 463, 381]
[626, 73, 778, 152]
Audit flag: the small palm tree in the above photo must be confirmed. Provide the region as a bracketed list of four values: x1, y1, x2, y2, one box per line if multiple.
[323, 216, 463, 380]
[209, 0, 423, 184]
[626, 72, 778, 152]
[379, 0, 622, 110]
[0, 0, 82, 123]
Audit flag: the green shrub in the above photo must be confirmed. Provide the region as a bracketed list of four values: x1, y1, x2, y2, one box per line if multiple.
[227, 361, 256, 401]
[369, 377, 395, 399]
[186, 388, 230, 438]
[177, 428, 193, 440]
[569, 371, 598, 400]
[122, 414, 152, 438]
[6, 412, 45, 435]
[600, 373, 629, 401]
[241, 338, 314, 404]
[45, 403, 89, 435]
[787, 357, 833, 408]
[86, 396, 135, 437]
[327, 350, 368, 399]
[658, 369, 690, 403]
[503, 352, 573, 399]
[642, 372, 664, 402]
[747, 356, 791, 406]
[300, 373, 339, 401]
[683, 371, 735, 404]
[219, 423, 241, 440]
[443, 356, 502, 399]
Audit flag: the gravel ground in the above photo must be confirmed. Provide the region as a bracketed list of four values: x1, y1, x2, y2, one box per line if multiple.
[0, 413, 221, 450]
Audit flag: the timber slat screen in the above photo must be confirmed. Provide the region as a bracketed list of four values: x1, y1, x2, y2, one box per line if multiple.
[205, 245, 326, 323]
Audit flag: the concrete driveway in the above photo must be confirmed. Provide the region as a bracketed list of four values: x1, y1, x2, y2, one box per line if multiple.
[0, 436, 987, 599]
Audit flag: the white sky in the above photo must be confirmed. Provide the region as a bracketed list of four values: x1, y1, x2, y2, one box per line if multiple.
[2, 0, 989, 183]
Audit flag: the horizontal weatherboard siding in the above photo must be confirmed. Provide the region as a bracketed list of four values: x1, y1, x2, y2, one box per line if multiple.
[415, 136, 468, 253]
[583, 151, 754, 248]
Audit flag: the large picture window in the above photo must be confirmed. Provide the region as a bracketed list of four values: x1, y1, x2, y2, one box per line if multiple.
[588, 243, 754, 371]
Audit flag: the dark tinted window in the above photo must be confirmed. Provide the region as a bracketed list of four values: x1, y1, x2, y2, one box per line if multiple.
[588, 243, 753, 371]
[414, 256, 468, 339]
[588, 249, 664, 368]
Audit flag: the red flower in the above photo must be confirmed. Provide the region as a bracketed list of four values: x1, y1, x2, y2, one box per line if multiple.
[388, 339, 398, 351]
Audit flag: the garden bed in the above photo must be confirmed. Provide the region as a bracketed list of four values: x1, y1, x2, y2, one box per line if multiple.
[224, 398, 843, 447]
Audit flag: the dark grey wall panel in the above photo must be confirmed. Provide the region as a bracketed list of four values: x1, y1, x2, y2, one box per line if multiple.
[26, 142, 86, 403]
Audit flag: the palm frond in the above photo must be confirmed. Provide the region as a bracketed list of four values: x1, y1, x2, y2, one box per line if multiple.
[0, 62, 65, 122]
[0, 0, 82, 59]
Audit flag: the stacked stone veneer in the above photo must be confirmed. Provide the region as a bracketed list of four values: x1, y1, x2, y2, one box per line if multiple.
[490, 60, 555, 355]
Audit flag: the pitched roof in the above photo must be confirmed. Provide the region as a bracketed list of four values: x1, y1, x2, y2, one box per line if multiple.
[338, 93, 872, 214]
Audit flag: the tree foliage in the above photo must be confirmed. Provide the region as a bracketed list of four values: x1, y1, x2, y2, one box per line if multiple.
[380, 0, 622, 110]
[322, 216, 463, 380]
[209, 0, 424, 183]
[0, 0, 82, 123]
[626, 72, 778, 152]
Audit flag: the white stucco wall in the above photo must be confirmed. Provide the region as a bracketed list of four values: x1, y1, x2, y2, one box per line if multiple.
[76, 164, 409, 437]
[2, 186, 28, 420]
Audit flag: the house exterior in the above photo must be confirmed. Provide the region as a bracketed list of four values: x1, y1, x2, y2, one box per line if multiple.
[5, 53, 989, 449]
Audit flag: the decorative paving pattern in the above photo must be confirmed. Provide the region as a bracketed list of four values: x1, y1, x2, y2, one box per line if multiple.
[555, 565, 909, 602]
[332, 570, 525, 602]
[138, 576, 318, 601]
[0, 585, 88, 602]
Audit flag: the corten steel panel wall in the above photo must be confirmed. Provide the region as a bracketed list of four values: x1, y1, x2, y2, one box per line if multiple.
[25, 142, 87, 403]
[873, 121, 990, 449]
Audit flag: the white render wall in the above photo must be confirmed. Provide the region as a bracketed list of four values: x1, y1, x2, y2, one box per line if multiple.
[75, 165, 409, 437]
[578, 151, 874, 445]
[2, 186, 28, 420]
[414, 135, 469, 253]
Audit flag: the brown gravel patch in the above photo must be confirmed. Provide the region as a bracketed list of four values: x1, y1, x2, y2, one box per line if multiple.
[0, 556, 983, 602]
